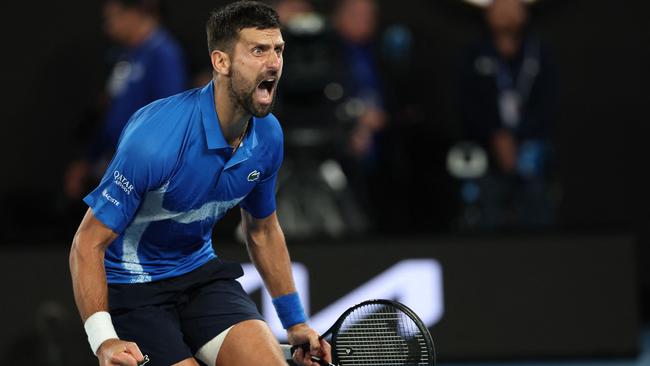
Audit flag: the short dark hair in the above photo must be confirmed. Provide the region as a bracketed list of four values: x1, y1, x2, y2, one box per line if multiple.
[206, 1, 280, 54]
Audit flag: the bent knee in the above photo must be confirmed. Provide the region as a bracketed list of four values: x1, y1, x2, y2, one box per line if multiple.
[211, 320, 284, 366]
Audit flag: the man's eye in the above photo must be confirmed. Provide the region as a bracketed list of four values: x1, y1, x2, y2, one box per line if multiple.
[252, 48, 263, 55]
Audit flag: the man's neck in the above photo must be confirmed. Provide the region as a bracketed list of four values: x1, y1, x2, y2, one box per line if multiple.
[214, 78, 251, 147]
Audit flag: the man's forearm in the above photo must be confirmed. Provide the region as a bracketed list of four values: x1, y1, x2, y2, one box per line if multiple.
[69, 232, 110, 322]
[246, 224, 296, 297]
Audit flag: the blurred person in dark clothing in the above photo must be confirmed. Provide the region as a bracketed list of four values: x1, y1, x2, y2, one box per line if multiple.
[331, 0, 389, 228]
[64, 0, 188, 201]
[460, 0, 559, 229]
[333, 0, 387, 162]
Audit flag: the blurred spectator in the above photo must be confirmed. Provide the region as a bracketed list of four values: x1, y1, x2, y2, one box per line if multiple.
[275, 0, 315, 25]
[64, 0, 187, 201]
[459, 0, 559, 229]
[331, 0, 389, 227]
[333, 0, 387, 162]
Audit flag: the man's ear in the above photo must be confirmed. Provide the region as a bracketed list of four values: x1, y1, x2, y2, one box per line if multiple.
[211, 50, 231, 76]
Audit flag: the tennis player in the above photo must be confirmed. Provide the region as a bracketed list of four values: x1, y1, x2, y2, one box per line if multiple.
[69, 2, 330, 365]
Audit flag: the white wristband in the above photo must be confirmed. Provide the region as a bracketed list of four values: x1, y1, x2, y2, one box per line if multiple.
[84, 311, 119, 355]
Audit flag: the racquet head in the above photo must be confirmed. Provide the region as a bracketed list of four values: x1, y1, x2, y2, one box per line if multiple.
[329, 299, 436, 365]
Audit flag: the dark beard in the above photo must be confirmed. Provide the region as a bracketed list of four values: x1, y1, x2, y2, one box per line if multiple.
[228, 68, 276, 118]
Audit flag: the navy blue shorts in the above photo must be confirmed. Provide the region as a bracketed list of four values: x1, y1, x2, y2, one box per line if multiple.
[108, 258, 264, 366]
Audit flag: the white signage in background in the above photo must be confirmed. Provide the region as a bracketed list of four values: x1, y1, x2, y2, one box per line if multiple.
[239, 259, 445, 340]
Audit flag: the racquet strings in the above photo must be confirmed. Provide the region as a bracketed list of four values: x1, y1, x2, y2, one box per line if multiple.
[334, 303, 433, 365]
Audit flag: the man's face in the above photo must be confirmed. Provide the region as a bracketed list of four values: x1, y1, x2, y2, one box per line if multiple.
[227, 27, 284, 118]
[103, 1, 140, 44]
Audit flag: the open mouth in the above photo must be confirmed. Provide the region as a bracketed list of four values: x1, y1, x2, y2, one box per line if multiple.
[255, 78, 277, 105]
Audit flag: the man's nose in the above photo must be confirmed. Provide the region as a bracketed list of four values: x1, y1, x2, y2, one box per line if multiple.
[267, 51, 281, 71]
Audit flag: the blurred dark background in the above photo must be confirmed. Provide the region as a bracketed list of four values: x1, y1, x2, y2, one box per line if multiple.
[0, 0, 648, 364]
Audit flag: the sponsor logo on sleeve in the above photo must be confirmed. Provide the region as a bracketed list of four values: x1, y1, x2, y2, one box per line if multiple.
[102, 189, 121, 206]
[113, 170, 134, 194]
[247, 170, 260, 182]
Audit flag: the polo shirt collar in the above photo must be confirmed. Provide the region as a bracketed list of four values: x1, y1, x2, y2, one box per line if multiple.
[199, 81, 259, 154]
[200, 81, 230, 149]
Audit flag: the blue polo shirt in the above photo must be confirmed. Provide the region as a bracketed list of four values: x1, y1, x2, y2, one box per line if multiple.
[84, 81, 284, 284]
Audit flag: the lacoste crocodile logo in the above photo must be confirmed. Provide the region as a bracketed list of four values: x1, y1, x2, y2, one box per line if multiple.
[247, 170, 260, 182]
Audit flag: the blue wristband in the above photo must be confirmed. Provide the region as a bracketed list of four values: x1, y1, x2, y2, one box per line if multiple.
[272, 292, 307, 329]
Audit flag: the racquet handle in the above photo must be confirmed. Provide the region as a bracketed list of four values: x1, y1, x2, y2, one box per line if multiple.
[137, 355, 150, 365]
[289, 343, 337, 366]
[311, 355, 336, 366]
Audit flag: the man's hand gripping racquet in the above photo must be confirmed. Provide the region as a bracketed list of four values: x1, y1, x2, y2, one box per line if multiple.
[283, 299, 436, 366]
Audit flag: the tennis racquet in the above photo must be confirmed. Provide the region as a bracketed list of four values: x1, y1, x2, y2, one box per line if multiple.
[282, 299, 436, 366]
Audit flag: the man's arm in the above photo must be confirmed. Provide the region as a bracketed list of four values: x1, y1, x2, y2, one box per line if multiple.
[240, 210, 294, 297]
[240, 209, 331, 364]
[69, 208, 144, 366]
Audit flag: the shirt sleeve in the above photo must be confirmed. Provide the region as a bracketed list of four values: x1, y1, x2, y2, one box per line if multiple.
[240, 127, 284, 219]
[239, 170, 279, 219]
[83, 112, 169, 233]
